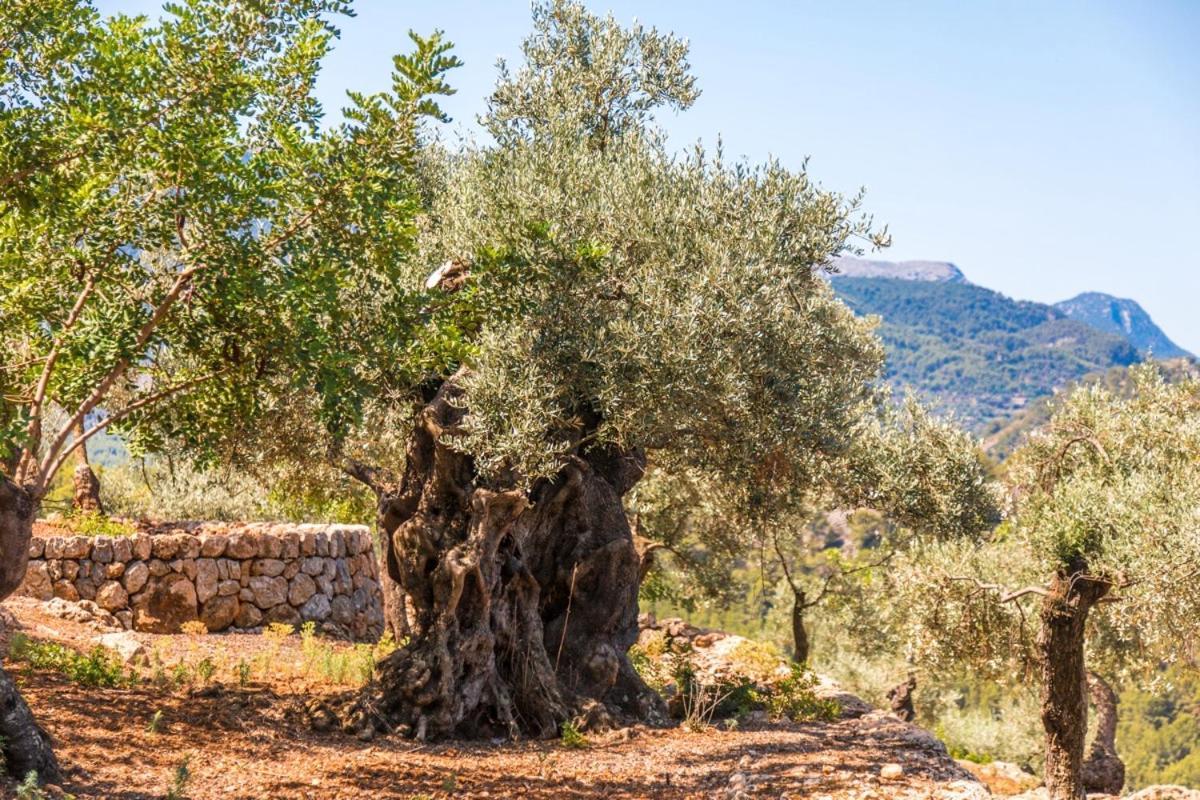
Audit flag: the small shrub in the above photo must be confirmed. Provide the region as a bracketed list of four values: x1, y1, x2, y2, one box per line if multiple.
[67, 512, 137, 538]
[179, 621, 209, 637]
[195, 657, 215, 685]
[236, 659, 251, 688]
[750, 664, 838, 722]
[9, 634, 133, 688]
[147, 709, 164, 734]
[264, 622, 295, 641]
[165, 756, 191, 800]
[559, 721, 588, 748]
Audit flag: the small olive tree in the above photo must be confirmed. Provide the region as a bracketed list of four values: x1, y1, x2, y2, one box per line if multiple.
[0, 0, 458, 779]
[885, 364, 1200, 799]
[633, 399, 999, 665]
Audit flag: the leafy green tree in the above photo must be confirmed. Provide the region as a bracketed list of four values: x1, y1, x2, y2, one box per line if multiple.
[884, 364, 1200, 799]
[0, 0, 458, 778]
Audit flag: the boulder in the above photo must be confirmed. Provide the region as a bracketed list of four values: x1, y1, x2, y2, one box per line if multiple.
[28, 537, 45, 559]
[94, 631, 147, 666]
[251, 559, 286, 578]
[131, 573, 198, 633]
[266, 603, 301, 627]
[131, 533, 152, 561]
[288, 573, 317, 607]
[95, 580, 128, 612]
[225, 532, 258, 560]
[22, 562, 53, 600]
[199, 535, 227, 558]
[63, 536, 91, 559]
[122, 561, 149, 594]
[299, 593, 331, 622]
[111, 536, 133, 562]
[234, 602, 263, 629]
[74, 575, 96, 601]
[151, 533, 189, 560]
[217, 579, 240, 597]
[91, 537, 113, 563]
[199, 595, 239, 631]
[195, 559, 219, 604]
[330, 595, 354, 625]
[257, 534, 283, 559]
[249, 576, 288, 608]
[958, 760, 1041, 796]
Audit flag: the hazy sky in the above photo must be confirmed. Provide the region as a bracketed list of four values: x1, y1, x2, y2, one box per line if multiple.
[99, 1, 1200, 352]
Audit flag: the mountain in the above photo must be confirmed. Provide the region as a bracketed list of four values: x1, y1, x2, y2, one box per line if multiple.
[831, 256, 968, 283]
[1055, 292, 1192, 359]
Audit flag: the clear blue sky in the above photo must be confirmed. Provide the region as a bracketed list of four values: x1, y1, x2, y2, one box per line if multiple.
[100, 1, 1200, 353]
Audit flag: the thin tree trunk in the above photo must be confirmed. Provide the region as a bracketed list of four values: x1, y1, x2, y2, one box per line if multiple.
[1081, 670, 1125, 795]
[317, 381, 665, 740]
[0, 476, 61, 782]
[1038, 559, 1109, 800]
[70, 420, 103, 514]
[790, 590, 809, 664]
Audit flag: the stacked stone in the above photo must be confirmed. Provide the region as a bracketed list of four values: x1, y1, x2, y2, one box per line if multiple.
[20, 523, 385, 641]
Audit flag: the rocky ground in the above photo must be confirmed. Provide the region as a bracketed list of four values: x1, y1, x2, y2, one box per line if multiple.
[0, 598, 1194, 799]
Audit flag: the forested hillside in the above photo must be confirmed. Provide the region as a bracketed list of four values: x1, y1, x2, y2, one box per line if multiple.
[830, 276, 1141, 430]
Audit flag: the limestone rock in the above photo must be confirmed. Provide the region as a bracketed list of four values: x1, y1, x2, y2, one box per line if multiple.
[52, 580, 79, 601]
[288, 573, 317, 607]
[234, 602, 263, 629]
[199, 595, 239, 631]
[122, 561, 149, 594]
[881, 763, 904, 781]
[28, 537, 45, 559]
[299, 593, 331, 622]
[958, 760, 1041, 796]
[195, 559, 219, 604]
[251, 558, 286, 578]
[94, 631, 147, 666]
[199, 535, 227, 558]
[62, 536, 91, 559]
[217, 579, 239, 597]
[131, 573, 198, 633]
[330, 595, 353, 625]
[111, 536, 132, 562]
[249, 575, 288, 608]
[91, 538, 113, 563]
[266, 603, 300, 627]
[95, 580, 128, 612]
[23, 562, 53, 600]
[225, 532, 258, 559]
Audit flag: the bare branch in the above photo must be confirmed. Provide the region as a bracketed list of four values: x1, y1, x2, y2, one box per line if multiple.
[948, 576, 1051, 603]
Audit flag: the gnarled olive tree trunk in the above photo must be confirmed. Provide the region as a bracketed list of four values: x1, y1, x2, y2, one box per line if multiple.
[790, 590, 809, 665]
[325, 382, 664, 740]
[0, 476, 61, 783]
[1038, 560, 1109, 800]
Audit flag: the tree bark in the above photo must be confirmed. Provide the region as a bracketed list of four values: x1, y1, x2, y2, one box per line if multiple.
[1081, 670, 1125, 795]
[0, 476, 61, 783]
[1038, 559, 1109, 800]
[319, 381, 665, 740]
[70, 421, 103, 515]
[790, 591, 809, 664]
[888, 675, 917, 722]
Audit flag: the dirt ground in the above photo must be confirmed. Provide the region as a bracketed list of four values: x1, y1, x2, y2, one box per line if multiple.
[0, 597, 981, 800]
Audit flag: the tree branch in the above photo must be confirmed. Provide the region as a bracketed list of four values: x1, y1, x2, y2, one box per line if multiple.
[948, 576, 1051, 603]
[39, 368, 223, 495]
[34, 264, 201, 495]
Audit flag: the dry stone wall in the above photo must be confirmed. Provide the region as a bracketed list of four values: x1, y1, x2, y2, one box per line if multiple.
[19, 522, 384, 640]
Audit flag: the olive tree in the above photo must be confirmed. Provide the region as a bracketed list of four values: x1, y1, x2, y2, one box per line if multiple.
[632, 398, 999, 665]
[0, 0, 459, 779]
[313, 0, 998, 744]
[884, 364, 1200, 799]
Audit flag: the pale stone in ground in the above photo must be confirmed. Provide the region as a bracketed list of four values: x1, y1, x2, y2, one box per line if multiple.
[94, 631, 147, 666]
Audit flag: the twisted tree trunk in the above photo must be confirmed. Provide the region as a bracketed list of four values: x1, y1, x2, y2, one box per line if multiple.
[321, 382, 665, 740]
[1038, 559, 1109, 800]
[1081, 670, 1125, 795]
[0, 476, 60, 783]
[888, 675, 917, 722]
